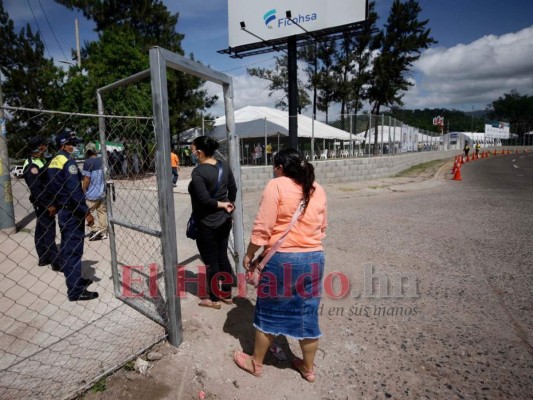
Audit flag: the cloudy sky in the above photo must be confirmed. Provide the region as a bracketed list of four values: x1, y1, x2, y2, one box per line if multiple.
[4, 0, 533, 118]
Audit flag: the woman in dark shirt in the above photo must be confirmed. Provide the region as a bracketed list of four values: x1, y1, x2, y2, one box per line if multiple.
[188, 136, 237, 309]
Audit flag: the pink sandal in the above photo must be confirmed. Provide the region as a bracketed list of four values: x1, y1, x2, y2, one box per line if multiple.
[233, 351, 262, 377]
[292, 358, 316, 383]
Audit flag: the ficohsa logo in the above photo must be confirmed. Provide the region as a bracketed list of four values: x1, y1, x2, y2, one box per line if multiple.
[263, 9, 318, 29]
[263, 9, 276, 29]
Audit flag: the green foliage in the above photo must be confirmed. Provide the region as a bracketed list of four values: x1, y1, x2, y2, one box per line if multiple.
[54, 0, 217, 139]
[331, 1, 379, 129]
[90, 377, 107, 393]
[0, 1, 66, 155]
[248, 55, 311, 113]
[367, 0, 436, 153]
[388, 108, 485, 133]
[368, 0, 436, 115]
[486, 90, 533, 135]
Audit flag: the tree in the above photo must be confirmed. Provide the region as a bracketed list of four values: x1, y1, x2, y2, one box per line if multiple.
[55, 0, 217, 138]
[1, 0, 65, 156]
[486, 90, 533, 137]
[299, 38, 337, 123]
[368, 0, 436, 153]
[248, 55, 311, 113]
[330, 1, 379, 131]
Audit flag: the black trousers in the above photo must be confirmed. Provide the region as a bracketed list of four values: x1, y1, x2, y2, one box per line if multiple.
[34, 204, 59, 265]
[195, 218, 234, 301]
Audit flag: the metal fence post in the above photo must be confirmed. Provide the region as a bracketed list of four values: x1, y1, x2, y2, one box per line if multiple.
[0, 75, 16, 233]
[149, 47, 182, 347]
[223, 80, 246, 296]
[368, 112, 372, 158]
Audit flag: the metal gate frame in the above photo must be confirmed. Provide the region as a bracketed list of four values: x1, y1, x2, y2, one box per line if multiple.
[96, 47, 244, 347]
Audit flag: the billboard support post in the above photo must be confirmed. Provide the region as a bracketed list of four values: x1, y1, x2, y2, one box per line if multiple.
[288, 35, 298, 149]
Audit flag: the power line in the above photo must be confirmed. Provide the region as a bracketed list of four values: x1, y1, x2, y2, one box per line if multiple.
[221, 56, 276, 73]
[25, 0, 53, 59]
[37, 0, 69, 62]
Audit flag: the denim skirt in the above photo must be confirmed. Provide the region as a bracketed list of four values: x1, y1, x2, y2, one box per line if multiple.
[253, 250, 325, 340]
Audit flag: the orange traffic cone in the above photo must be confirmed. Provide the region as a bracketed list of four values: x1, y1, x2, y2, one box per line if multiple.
[502, 149, 505, 155]
[452, 161, 457, 174]
[516, 149, 519, 154]
[452, 165, 462, 181]
[507, 149, 510, 155]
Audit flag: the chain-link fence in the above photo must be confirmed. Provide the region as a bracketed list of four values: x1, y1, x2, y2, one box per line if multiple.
[0, 47, 243, 399]
[0, 106, 167, 399]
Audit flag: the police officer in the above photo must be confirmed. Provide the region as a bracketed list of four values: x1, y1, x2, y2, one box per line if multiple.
[48, 131, 98, 301]
[23, 136, 61, 271]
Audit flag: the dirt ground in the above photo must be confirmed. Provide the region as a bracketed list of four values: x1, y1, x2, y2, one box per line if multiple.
[81, 158, 533, 400]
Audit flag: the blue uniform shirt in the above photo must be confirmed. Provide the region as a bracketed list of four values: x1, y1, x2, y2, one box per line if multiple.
[47, 150, 88, 217]
[23, 157, 54, 207]
[82, 156, 105, 201]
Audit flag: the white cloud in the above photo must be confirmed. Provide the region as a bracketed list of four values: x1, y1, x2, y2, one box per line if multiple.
[205, 73, 281, 117]
[404, 26, 533, 109]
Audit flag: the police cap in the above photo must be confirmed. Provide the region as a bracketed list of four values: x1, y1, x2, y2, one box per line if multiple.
[27, 136, 48, 153]
[56, 130, 81, 147]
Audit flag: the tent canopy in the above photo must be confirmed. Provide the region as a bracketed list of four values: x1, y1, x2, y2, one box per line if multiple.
[209, 106, 361, 142]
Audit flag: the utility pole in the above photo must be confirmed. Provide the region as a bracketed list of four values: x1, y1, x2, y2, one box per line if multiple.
[0, 72, 16, 234]
[75, 18, 81, 68]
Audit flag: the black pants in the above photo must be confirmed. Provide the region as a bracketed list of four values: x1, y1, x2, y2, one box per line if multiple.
[196, 218, 234, 301]
[58, 209, 86, 299]
[34, 204, 59, 265]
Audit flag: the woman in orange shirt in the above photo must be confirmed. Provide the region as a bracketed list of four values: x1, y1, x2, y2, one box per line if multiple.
[234, 149, 327, 382]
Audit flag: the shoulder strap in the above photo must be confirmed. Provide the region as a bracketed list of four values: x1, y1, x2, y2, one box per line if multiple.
[256, 200, 305, 270]
[210, 161, 223, 199]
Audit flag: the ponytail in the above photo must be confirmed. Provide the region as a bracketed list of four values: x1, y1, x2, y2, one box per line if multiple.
[273, 148, 315, 212]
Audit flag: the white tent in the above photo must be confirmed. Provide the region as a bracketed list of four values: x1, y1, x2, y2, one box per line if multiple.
[208, 106, 361, 142]
[352, 126, 403, 144]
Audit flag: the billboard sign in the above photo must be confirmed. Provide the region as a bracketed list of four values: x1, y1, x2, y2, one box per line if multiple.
[228, 0, 367, 50]
[484, 121, 510, 139]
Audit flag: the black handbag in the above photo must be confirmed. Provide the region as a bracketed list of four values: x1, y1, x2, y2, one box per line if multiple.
[186, 213, 198, 240]
[186, 161, 223, 240]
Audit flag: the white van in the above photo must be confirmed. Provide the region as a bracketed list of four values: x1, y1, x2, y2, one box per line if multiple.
[10, 165, 24, 178]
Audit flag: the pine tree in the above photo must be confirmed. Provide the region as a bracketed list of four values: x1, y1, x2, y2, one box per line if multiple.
[1, 0, 65, 156]
[368, 0, 436, 153]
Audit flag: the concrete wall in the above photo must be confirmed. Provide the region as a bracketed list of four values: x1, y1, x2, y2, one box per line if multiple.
[239, 147, 532, 192]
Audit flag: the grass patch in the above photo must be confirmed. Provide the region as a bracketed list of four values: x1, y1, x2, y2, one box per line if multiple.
[91, 377, 107, 393]
[394, 159, 447, 178]
[18, 228, 32, 234]
[368, 185, 388, 190]
[124, 360, 136, 372]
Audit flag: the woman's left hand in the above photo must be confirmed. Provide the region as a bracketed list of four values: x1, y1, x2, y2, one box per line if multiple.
[243, 254, 252, 271]
[218, 201, 235, 214]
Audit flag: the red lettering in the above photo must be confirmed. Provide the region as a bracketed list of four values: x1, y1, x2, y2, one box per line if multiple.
[211, 272, 234, 299]
[295, 263, 321, 298]
[149, 263, 158, 298]
[122, 265, 144, 298]
[177, 265, 207, 298]
[256, 271, 278, 299]
[323, 272, 350, 299]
